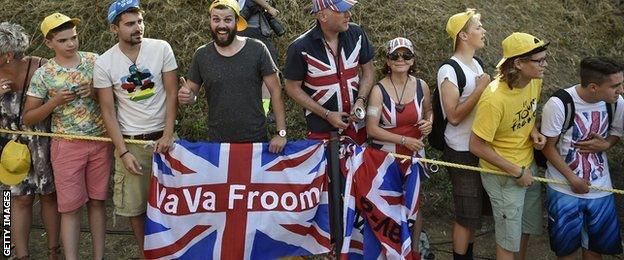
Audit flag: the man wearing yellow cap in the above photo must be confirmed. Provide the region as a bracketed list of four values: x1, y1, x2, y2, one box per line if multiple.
[23, 12, 112, 260]
[436, 9, 490, 259]
[469, 32, 549, 259]
[178, 0, 287, 152]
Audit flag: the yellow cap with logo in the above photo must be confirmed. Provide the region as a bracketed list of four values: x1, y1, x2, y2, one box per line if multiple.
[496, 32, 549, 68]
[40, 12, 80, 38]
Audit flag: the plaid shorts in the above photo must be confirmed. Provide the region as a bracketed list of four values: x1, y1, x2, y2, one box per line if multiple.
[442, 147, 491, 230]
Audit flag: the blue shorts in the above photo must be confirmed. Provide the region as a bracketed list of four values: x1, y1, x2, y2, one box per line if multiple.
[547, 187, 623, 256]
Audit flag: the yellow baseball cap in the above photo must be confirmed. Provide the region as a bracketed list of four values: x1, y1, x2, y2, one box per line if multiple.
[496, 32, 549, 68]
[0, 140, 31, 186]
[446, 8, 477, 50]
[208, 0, 248, 31]
[40, 12, 80, 38]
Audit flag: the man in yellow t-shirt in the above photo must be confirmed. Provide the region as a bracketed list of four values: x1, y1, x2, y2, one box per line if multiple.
[469, 32, 548, 259]
[473, 78, 541, 171]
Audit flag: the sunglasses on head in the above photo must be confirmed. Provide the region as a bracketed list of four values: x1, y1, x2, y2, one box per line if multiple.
[387, 51, 414, 61]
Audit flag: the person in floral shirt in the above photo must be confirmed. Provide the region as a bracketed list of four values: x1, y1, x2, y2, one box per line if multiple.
[22, 13, 112, 260]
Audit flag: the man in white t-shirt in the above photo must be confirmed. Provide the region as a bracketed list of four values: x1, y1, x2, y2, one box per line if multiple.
[93, 0, 178, 255]
[541, 57, 624, 259]
[436, 9, 490, 259]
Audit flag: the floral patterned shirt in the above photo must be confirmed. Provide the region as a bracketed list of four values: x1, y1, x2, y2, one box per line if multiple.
[0, 57, 54, 195]
[27, 51, 105, 136]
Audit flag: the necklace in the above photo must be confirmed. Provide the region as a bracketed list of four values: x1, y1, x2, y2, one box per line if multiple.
[389, 76, 409, 113]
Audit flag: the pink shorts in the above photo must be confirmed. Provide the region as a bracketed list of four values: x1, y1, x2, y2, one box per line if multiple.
[51, 138, 113, 213]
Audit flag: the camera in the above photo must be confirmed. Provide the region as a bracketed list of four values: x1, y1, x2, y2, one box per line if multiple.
[264, 12, 285, 36]
[240, 2, 255, 19]
[240, 0, 285, 37]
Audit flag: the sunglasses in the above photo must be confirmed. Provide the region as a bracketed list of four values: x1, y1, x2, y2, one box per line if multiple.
[129, 64, 138, 74]
[387, 52, 414, 61]
[528, 57, 548, 66]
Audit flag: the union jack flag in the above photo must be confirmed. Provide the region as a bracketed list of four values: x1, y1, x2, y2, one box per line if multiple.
[144, 140, 331, 259]
[566, 111, 608, 181]
[340, 145, 421, 259]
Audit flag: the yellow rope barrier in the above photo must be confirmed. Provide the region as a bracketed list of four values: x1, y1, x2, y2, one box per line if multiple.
[390, 153, 624, 195]
[2, 128, 622, 195]
[0, 128, 151, 145]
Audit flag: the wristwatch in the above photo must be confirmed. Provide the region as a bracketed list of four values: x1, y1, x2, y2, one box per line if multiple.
[278, 129, 287, 138]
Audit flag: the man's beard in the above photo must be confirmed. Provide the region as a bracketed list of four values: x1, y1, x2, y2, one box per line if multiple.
[122, 32, 143, 45]
[211, 27, 236, 47]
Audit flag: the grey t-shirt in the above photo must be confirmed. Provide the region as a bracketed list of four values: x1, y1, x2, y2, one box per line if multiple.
[188, 38, 277, 143]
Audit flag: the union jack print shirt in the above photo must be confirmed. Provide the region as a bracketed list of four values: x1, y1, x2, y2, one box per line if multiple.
[284, 22, 374, 141]
[541, 86, 624, 198]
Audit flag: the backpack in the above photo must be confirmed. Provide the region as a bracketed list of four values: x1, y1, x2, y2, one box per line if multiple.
[428, 57, 485, 151]
[533, 88, 616, 167]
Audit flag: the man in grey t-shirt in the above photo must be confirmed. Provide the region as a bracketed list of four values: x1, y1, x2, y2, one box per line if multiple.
[178, 0, 287, 152]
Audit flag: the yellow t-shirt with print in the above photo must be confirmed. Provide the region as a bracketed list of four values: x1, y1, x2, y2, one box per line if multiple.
[472, 77, 542, 171]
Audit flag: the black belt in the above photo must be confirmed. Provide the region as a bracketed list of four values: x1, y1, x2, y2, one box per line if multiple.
[122, 131, 163, 140]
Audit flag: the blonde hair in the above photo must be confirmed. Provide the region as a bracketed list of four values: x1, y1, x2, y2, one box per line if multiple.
[454, 14, 482, 49]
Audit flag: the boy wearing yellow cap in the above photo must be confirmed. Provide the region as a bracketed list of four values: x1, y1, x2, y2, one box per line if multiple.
[437, 8, 491, 260]
[22, 12, 112, 260]
[469, 32, 549, 259]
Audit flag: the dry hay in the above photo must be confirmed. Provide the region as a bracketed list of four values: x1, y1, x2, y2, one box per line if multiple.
[2, 0, 622, 139]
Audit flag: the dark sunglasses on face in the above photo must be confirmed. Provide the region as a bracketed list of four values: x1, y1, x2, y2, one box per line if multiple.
[527, 57, 547, 66]
[387, 51, 414, 61]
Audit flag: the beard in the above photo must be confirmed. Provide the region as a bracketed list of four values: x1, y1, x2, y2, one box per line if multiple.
[211, 27, 236, 47]
[122, 31, 143, 46]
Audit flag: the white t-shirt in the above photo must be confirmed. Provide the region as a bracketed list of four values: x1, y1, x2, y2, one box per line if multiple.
[541, 85, 624, 198]
[436, 56, 484, 151]
[93, 38, 177, 135]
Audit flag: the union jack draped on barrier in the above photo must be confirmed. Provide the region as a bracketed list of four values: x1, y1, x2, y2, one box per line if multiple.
[340, 145, 421, 259]
[144, 140, 331, 259]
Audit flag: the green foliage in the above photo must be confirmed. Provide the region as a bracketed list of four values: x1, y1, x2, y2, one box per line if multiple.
[4, 0, 622, 139]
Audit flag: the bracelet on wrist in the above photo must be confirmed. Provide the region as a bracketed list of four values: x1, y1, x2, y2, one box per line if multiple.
[119, 150, 130, 159]
[355, 96, 367, 103]
[324, 109, 330, 119]
[400, 136, 406, 145]
[515, 166, 525, 179]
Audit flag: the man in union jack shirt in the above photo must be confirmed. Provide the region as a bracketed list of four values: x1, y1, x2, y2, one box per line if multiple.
[284, 0, 375, 144]
[541, 57, 624, 258]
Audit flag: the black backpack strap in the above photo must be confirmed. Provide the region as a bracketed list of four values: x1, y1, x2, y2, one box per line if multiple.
[473, 56, 485, 71]
[439, 59, 466, 94]
[606, 101, 616, 130]
[551, 89, 575, 134]
[535, 88, 575, 168]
